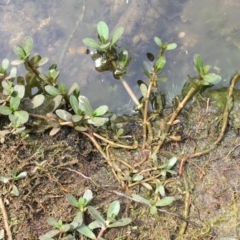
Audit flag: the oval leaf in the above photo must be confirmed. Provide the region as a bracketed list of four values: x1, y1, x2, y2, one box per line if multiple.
[166, 43, 177, 50]
[76, 224, 96, 239]
[202, 73, 222, 85]
[108, 218, 132, 228]
[107, 201, 120, 221]
[22, 36, 33, 56]
[30, 94, 45, 109]
[82, 38, 103, 51]
[13, 85, 25, 98]
[154, 56, 166, 72]
[45, 85, 60, 96]
[93, 105, 108, 116]
[2, 58, 9, 70]
[88, 206, 105, 224]
[154, 37, 162, 47]
[155, 196, 174, 207]
[111, 27, 124, 46]
[78, 96, 93, 116]
[97, 21, 109, 43]
[14, 110, 29, 124]
[0, 106, 12, 115]
[56, 109, 72, 121]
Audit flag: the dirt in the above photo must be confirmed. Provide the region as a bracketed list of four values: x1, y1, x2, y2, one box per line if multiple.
[0, 85, 240, 239]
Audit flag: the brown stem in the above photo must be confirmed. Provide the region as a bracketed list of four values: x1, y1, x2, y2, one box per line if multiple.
[0, 195, 13, 240]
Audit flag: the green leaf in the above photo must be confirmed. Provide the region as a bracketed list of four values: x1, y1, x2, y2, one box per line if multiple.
[13, 46, 26, 60]
[60, 224, 71, 232]
[13, 110, 29, 125]
[203, 65, 211, 74]
[150, 205, 158, 215]
[93, 105, 108, 116]
[132, 194, 150, 205]
[22, 36, 33, 57]
[11, 59, 25, 65]
[13, 85, 25, 98]
[111, 27, 124, 46]
[100, 42, 111, 49]
[0, 175, 11, 183]
[15, 171, 27, 180]
[78, 96, 93, 116]
[88, 206, 105, 224]
[97, 21, 109, 43]
[156, 77, 168, 82]
[68, 83, 80, 96]
[36, 57, 49, 67]
[5, 67, 17, 80]
[154, 56, 166, 72]
[70, 212, 83, 229]
[118, 50, 129, 68]
[66, 194, 79, 208]
[30, 94, 45, 109]
[39, 230, 60, 240]
[202, 73, 222, 85]
[88, 117, 108, 127]
[70, 95, 80, 115]
[132, 175, 143, 181]
[166, 43, 177, 50]
[193, 54, 203, 74]
[88, 220, 103, 229]
[45, 85, 60, 96]
[11, 185, 19, 196]
[154, 37, 162, 47]
[83, 189, 93, 204]
[58, 83, 67, 95]
[142, 67, 151, 79]
[167, 157, 177, 169]
[0, 106, 12, 115]
[56, 109, 73, 122]
[72, 115, 82, 122]
[47, 217, 59, 228]
[2, 58, 9, 70]
[52, 95, 63, 112]
[107, 201, 120, 222]
[76, 224, 96, 239]
[138, 80, 148, 97]
[108, 218, 132, 228]
[155, 196, 174, 207]
[49, 68, 59, 81]
[82, 38, 104, 52]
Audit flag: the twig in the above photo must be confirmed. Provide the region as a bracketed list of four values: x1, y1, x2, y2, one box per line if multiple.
[0, 195, 12, 240]
[214, 72, 240, 145]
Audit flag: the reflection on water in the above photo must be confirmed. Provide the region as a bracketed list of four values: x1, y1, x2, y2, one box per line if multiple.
[1, 0, 240, 111]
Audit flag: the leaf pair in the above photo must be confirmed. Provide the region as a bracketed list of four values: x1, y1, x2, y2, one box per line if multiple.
[83, 21, 124, 52]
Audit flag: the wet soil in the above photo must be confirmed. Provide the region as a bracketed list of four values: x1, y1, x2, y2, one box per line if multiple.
[0, 87, 240, 239]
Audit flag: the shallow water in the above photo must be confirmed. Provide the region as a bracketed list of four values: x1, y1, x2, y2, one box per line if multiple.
[1, 0, 240, 111]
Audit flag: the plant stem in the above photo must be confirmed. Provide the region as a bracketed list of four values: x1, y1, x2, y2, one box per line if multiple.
[0, 195, 13, 240]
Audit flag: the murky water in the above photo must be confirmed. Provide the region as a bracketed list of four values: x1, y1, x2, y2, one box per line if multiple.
[1, 0, 240, 111]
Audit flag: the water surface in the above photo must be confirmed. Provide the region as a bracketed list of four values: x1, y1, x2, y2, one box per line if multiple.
[1, 0, 240, 111]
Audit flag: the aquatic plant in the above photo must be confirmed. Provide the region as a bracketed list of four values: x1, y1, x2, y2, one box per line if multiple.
[0, 20, 231, 239]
